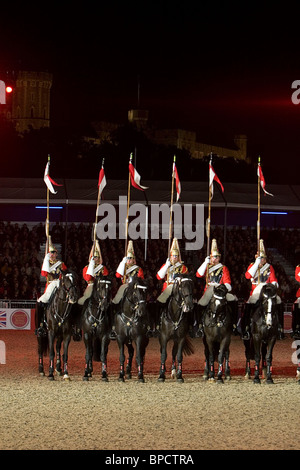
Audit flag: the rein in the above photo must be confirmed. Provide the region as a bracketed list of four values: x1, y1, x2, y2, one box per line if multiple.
[88, 279, 111, 328]
[52, 275, 77, 327]
[166, 278, 193, 330]
[120, 283, 147, 327]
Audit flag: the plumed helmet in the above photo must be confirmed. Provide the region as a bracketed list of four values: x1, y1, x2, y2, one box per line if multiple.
[126, 240, 135, 259]
[210, 239, 221, 257]
[170, 238, 181, 261]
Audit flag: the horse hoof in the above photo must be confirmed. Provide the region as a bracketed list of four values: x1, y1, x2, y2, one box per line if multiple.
[225, 375, 231, 381]
[83, 376, 89, 381]
[138, 377, 145, 383]
[56, 370, 62, 376]
[118, 377, 125, 382]
[176, 378, 184, 383]
[208, 377, 215, 382]
[63, 375, 70, 381]
[39, 371, 45, 377]
[266, 378, 274, 384]
[102, 376, 109, 382]
[126, 374, 132, 380]
[253, 378, 261, 384]
[48, 375, 54, 381]
[297, 380, 300, 385]
[158, 376, 165, 382]
[244, 373, 251, 380]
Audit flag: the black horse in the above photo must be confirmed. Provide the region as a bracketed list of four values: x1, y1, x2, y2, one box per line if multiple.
[244, 283, 279, 384]
[81, 274, 112, 381]
[36, 270, 79, 380]
[115, 275, 150, 382]
[202, 284, 232, 383]
[157, 274, 194, 383]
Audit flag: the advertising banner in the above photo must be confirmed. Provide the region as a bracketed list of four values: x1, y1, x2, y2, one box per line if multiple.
[0, 309, 32, 330]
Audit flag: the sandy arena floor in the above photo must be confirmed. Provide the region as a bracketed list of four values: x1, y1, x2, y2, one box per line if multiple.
[0, 330, 299, 451]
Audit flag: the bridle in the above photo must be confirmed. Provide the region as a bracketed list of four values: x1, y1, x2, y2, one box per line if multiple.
[166, 277, 193, 330]
[88, 278, 111, 328]
[261, 288, 277, 329]
[206, 288, 228, 328]
[52, 273, 78, 327]
[121, 282, 147, 326]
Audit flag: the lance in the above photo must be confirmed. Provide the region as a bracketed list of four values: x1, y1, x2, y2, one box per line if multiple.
[206, 154, 213, 285]
[257, 155, 261, 283]
[45, 154, 51, 255]
[92, 158, 105, 257]
[123, 153, 133, 282]
[168, 155, 176, 255]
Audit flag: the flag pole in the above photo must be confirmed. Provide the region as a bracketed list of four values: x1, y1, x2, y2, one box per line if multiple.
[125, 153, 132, 255]
[206, 153, 213, 285]
[92, 158, 105, 256]
[168, 155, 176, 255]
[257, 155, 261, 283]
[45, 154, 50, 255]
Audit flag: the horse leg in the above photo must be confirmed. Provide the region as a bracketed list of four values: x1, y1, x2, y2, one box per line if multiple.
[135, 336, 145, 383]
[207, 341, 215, 381]
[253, 338, 261, 384]
[203, 339, 209, 381]
[62, 334, 71, 381]
[118, 340, 126, 382]
[171, 342, 178, 379]
[83, 332, 93, 381]
[100, 335, 110, 382]
[55, 339, 62, 376]
[261, 342, 267, 379]
[244, 340, 251, 379]
[158, 335, 167, 382]
[126, 343, 134, 379]
[265, 339, 276, 384]
[48, 332, 55, 381]
[224, 348, 231, 381]
[37, 335, 47, 376]
[175, 339, 185, 383]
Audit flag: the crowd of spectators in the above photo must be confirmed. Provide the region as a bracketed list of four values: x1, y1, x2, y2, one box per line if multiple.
[0, 221, 299, 304]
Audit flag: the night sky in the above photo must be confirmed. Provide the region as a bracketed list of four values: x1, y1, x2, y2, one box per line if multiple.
[1, 2, 300, 182]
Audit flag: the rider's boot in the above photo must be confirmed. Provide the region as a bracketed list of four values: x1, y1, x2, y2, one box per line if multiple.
[109, 303, 117, 340]
[151, 302, 163, 337]
[276, 303, 285, 340]
[292, 303, 300, 339]
[35, 301, 47, 337]
[229, 300, 239, 336]
[241, 303, 252, 340]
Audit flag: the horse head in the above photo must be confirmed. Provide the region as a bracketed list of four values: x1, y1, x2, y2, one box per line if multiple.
[61, 271, 79, 304]
[125, 275, 148, 319]
[172, 274, 194, 313]
[259, 283, 277, 328]
[92, 273, 112, 312]
[209, 284, 228, 316]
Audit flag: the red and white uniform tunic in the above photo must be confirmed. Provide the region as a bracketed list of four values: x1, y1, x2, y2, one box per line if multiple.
[156, 261, 188, 302]
[78, 261, 109, 305]
[196, 263, 234, 305]
[38, 258, 67, 303]
[245, 261, 279, 303]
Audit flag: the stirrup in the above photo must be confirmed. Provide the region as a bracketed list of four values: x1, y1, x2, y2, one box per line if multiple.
[241, 331, 250, 341]
[109, 329, 117, 340]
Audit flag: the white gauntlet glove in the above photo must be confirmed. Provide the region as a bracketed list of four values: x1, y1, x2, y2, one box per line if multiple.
[197, 256, 210, 277]
[157, 259, 171, 279]
[41, 253, 51, 273]
[116, 257, 127, 276]
[248, 256, 262, 278]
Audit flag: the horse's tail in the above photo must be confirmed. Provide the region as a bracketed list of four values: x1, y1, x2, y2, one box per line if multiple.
[183, 336, 195, 356]
[37, 334, 49, 356]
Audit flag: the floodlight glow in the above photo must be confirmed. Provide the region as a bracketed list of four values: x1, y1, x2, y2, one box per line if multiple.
[261, 211, 288, 215]
[35, 206, 63, 209]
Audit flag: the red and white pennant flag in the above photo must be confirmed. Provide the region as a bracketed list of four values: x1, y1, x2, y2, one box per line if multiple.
[129, 155, 148, 191]
[209, 161, 224, 198]
[44, 159, 62, 194]
[98, 160, 107, 197]
[258, 161, 274, 196]
[173, 159, 181, 202]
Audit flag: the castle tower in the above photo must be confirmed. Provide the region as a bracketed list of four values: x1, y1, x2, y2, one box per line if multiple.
[12, 71, 53, 133]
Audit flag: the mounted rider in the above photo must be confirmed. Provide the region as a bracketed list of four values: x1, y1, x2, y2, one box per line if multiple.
[78, 240, 109, 305]
[241, 239, 284, 340]
[111, 241, 145, 338]
[154, 238, 189, 336]
[292, 265, 300, 339]
[35, 237, 67, 337]
[196, 239, 239, 336]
